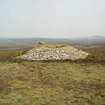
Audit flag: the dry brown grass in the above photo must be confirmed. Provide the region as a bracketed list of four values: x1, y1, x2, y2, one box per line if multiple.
[0, 47, 105, 105]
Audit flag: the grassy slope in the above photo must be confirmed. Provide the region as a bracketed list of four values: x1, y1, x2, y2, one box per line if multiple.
[0, 46, 105, 105]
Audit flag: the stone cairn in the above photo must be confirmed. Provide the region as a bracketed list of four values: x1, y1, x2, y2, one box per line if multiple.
[17, 44, 89, 61]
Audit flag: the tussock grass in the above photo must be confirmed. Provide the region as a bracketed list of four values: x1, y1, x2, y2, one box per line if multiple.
[0, 47, 105, 105]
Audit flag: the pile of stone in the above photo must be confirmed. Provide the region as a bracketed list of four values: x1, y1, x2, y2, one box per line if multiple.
[17, 44, 89, 61]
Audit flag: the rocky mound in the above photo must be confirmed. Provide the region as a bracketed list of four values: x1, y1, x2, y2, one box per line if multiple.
[17, 43, 89, 60]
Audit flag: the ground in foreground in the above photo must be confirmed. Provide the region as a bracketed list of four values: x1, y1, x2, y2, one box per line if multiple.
[0, 47, 105, 105]
[0, 60, 105, 105]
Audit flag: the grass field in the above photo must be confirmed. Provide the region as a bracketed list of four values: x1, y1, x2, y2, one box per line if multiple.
[0, 47, 105, 105]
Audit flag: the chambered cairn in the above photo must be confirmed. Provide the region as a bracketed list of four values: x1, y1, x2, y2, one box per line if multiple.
[17, 43, 89, 61]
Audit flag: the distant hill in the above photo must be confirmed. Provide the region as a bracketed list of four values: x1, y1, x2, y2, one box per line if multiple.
[0, 36, 105, 50]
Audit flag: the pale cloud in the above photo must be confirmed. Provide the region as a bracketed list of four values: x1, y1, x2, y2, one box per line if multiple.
[0, 0, 105, 38]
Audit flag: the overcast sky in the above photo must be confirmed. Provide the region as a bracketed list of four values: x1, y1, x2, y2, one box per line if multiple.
[0, 0, 105, 38]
